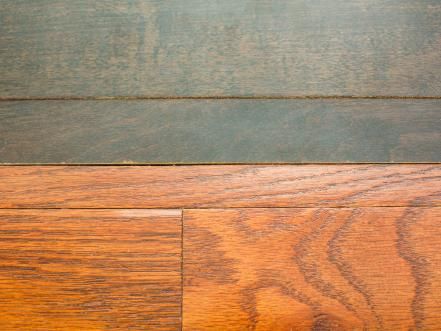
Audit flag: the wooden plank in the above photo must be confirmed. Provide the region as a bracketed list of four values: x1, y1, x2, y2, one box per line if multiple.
[0, 165, 439, 208]
[0, 99, 440, 163]
[0, 209, 182, 331]
[183, 208, 441, 330]
[0, 1, 440, 97]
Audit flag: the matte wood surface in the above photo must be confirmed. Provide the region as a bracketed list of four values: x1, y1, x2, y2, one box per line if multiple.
[0, 209, 182, 331]
[1, 1, 440, 97]
[0, 99, 440, 163]
[0, 165, 439, 209]
[184, 208, 441, 330]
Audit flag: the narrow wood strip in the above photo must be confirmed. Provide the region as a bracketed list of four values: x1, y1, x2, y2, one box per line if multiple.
[0, 165, 439, 208]
[0, 99, 439, 163]
[1, 1, 440, 97]
[0, 209, 182, 330]
[183, 208, 441, 330]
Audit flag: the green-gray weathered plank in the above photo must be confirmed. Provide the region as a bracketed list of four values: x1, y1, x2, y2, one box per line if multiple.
[1, 0, 440, 97]
[0, 99, 439, 163]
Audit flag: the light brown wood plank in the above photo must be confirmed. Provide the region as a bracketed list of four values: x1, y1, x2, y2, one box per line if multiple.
[0, 209, 182, 331]
[0, 165, 439, 208]
[183, 208, 441, 330]
[1, 1, 440, 97]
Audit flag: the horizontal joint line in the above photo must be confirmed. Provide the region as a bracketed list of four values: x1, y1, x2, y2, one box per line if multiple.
[1, 95, 441, 101]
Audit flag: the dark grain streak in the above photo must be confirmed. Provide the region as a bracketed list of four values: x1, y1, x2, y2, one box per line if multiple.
[328, 209, 383, 328]
[395, 208, 427, 330]
[293, 210, 364, 326]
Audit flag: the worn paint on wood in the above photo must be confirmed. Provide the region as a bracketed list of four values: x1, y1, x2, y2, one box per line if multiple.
[0, 209, 182, 331]
[0, 99, 439, 163]
[1, 1, 440, 97]
[0, 165, 439, 208]
[183, 208, 441, 330]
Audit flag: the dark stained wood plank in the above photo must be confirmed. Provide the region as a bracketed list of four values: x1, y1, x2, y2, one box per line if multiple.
[0, 209, 182, 331]
[183, 208, 441, 330]
[1, 1, 440, 97]
[0, 99, 440, 163]
[0, 165, 439, 208]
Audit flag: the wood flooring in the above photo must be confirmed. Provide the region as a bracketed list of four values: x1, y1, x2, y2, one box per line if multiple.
[184, 208, 441, 330]
[0, 165, 440, 330]
[1, 1, 440, 98]
[0, 1, 440, 163]
[0, 209, 181, 330]
[0, 100, 439, 163]
[0, 1, 440, 329]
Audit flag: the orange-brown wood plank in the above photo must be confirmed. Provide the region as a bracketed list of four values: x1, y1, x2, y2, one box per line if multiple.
[0, 165, 439, 208]
[0, 209, 182, 331]
[183, 208, 441, 330]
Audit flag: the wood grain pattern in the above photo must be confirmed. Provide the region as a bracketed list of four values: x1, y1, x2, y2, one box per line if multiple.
[183, 208, 441, 330]
[0, 165, 439, 208]
[0, 99, 440, 163]
[1, 1, 440, 97]
[0, 209, 182, 331]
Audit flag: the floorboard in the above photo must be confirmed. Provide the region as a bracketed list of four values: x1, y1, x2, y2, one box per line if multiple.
[0, 99, 439, 163]
[0, 209, 182, 331]
[183, 208, 441, 330]
[0, 165, 439, 208]
[1, 1, 440, 97]
[1, 1, 440, 329]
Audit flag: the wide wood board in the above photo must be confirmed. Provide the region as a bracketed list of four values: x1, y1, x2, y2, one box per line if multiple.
[1, 0, 440, 97]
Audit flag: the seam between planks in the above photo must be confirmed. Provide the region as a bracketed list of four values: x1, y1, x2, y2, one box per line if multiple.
[1, 207, 440, 210]
[1, 95, 441, 101]
[181, 209, 184, 331]
[1, 163, 441, 166]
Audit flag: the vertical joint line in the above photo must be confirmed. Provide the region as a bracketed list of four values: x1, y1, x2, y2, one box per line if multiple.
[180, 209, 184, 331]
